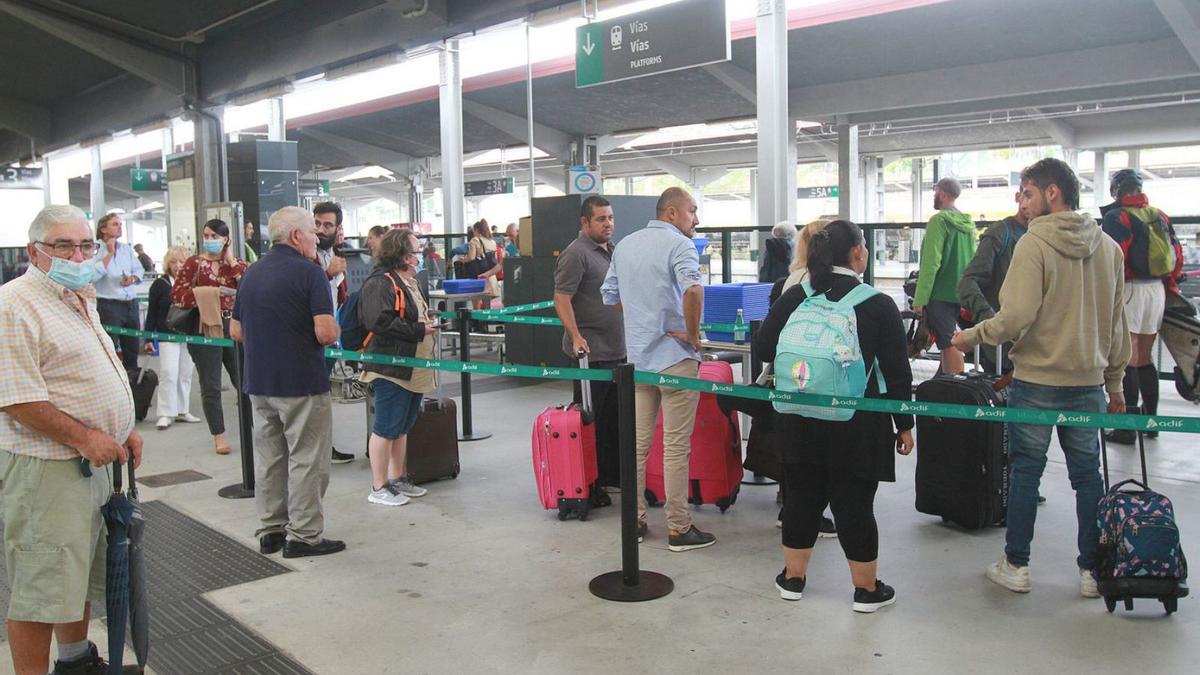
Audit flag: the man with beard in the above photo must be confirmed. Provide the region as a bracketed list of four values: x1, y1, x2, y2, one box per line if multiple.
[554, 196, 626, 489]
[313, 202, 354, 464]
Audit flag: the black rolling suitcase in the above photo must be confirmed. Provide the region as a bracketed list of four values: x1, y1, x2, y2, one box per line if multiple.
[128, 367, 158, 422]
[914, 346, 1008, 530]
[363, 337, 460, 485]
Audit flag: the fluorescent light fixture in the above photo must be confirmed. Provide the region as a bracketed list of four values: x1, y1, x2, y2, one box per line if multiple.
[132, 119, 172, 135]
[612, 127, 660, 138]
[79, 134, 113, 148]
[325, 51, 407, 81]
[230, 82, 295, 107]
[136, 201, 165, 211]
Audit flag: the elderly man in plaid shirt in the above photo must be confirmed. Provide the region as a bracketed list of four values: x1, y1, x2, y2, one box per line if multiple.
[0, 205, 143, 675]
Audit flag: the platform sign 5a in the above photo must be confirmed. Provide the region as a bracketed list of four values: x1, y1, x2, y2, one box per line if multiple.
[130, 168, 167, 192]
[575, 0, 729, 88]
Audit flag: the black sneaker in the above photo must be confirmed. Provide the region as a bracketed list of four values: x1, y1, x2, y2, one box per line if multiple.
[637, 520, 648, 543]
[51, 642, 141, 674]
[667, 525, 716, 552]
[283, 538, 347, 558]
[1104, 429, 1136, 445]
[331, 447, 354, 464]
[775, 569, 806, 601]
[852, 579, 897, 613]
[259, 531, 285, 555]
[818, 516, 838, 538]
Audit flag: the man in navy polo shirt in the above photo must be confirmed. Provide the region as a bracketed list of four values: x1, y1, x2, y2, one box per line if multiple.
[231, 206, 345, 559]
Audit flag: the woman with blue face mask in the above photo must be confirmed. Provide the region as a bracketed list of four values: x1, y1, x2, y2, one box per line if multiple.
[170, 219, 249, 455]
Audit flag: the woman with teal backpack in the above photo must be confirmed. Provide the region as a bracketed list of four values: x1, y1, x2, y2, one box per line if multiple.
[754, 219, 915, 614]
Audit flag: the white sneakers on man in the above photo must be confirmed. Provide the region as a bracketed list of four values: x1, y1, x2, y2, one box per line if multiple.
[986, 557, 1031, 593]
[155, 416, 171, 430]
[1080, 569, 1100, 598]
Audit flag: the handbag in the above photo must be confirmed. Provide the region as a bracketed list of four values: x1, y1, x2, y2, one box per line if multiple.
[165, 261, 202, 334]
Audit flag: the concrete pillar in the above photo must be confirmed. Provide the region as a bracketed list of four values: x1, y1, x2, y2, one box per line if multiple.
[162, 127, 173, 245]
[862, 155, 884, 223]
[1094, 149, 1109, 210]
[837, 123, 861, 221]
[192, 106, 226, 243]
[1128, 148, 1141, 171]
[89, 147, 105, 224]
[267, 97, 286, 142]
[755, 0, 795, 230]
[439, 40, 465, 234]
[408, 173, 424, 223]
[910, 157, 923, 223]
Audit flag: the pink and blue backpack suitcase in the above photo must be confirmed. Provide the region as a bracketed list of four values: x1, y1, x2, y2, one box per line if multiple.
[532, 356, 610, 521]
[1094, 430, 1188, 614]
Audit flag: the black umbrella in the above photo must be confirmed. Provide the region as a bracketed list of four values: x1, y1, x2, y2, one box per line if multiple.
[101, 463, 133, 674]
[126, 461, 149, 671]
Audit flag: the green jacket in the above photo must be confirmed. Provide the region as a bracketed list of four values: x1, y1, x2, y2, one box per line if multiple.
[914, 209, 976, 306]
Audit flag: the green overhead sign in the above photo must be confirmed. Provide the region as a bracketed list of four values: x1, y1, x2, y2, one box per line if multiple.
[575, 0, 730, 88]
[130, 168, 167, 192]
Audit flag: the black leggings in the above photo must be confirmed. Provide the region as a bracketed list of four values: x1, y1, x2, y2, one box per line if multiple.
[781, 462, 879, 562]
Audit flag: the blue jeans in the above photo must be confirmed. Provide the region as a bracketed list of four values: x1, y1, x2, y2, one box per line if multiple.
[1005, 380, 1106, 569]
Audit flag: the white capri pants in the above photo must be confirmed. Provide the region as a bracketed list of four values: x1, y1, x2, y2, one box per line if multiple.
[156, 341, 196, 419]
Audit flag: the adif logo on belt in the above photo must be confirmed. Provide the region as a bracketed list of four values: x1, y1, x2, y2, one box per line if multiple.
[975, 408, 1005, 419]
[1056, 413, 1091, 424]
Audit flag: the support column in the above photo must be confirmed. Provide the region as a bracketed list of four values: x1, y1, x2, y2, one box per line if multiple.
[192, 106, 226, 244]
[862, 155, 884, 223]
[910, 157, 923, 223]
[1093, 149, 1109, 210]
[162, 127, 174, 245]
[439, 40, 465, 235]
[267, 97, 286, 142]
[755, 0, 795, 230]
[408, 173, 424, 223]
[837, 123, 861, 221]
[1128, 148, 1141, 171]
[89, 147, 105, 223]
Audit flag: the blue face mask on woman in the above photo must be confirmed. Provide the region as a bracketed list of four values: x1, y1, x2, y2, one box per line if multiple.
[202, 239, 224, 255]
[38, 247, 97, 290]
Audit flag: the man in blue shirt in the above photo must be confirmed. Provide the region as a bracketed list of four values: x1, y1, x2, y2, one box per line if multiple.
[231, 206, 345, 559]
[92, 213, 142, 369]
[601, 187, 715, 552]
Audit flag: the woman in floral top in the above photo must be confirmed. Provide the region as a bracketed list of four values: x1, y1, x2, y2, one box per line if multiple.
[171, 219, 249, 455]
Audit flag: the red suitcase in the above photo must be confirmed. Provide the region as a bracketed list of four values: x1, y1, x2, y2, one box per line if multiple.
[532, 356, 609, 520]
[646, 360, 742, 512]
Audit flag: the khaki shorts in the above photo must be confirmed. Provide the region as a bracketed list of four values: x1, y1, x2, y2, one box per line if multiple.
[0, 452, 112, 624]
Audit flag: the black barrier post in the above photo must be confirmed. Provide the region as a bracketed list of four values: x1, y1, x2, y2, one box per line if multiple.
[456, 307, 492, 442]
[219, 340, 255, 499]
[589, 364, 673, 602]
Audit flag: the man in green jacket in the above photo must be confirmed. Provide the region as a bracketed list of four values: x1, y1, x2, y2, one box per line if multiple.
[957, 190, 1028, 373]
[914, 177, 976, 374]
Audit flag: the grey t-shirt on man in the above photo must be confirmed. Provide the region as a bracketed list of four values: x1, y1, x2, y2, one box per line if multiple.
[554, 232, 626, 362]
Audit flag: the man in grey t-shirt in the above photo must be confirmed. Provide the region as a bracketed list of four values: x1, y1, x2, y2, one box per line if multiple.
[554, 195, 626, 488]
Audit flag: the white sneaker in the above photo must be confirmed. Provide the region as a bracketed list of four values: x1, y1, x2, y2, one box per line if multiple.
[155, 416, 171, 430]
[389, 476, 428, 498]
[1080, 568, 1100, 598]
[986, 556, 1031, 593]
[176, 413, 203, 423]
[367, 484, 411, 507]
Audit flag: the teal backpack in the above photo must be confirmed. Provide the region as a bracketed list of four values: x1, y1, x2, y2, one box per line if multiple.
[773, 280, 885, 421]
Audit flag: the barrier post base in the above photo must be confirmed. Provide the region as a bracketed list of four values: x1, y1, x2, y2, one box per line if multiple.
[218, 483, 254, 499]
[589, 570, 673, 602]
[458, 431, 493, 442]
[740, 471, 778, 487]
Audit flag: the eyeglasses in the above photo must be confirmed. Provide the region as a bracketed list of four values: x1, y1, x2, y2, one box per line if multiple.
[38, 241, 102, 258]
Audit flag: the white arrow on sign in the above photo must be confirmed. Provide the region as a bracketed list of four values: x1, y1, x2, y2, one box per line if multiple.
[582, 32, 595, 55]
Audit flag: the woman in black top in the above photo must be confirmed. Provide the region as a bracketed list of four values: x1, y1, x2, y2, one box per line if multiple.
[754, 219, 915, 614]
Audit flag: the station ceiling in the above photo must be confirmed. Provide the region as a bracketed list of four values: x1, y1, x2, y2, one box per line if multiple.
[6, 0, 1200, 208]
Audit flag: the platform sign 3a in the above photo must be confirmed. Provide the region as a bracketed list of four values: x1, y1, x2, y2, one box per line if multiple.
[575, 0, 729, 88]
[130, 168, 167, 192]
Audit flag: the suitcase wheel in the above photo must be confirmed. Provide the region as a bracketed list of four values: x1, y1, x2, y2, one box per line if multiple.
[644, 489, 659, 507]
[556, 507, 569, 522]
[1105, 597, 1116, 613]
[1163, 596, 1177, 615]
[578, 507, 589, 522]
[716, 497, 731, 513]
[1124, 598, 1134, 611]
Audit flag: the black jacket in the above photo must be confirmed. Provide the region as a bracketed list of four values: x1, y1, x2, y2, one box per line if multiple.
[754, 274, 913, 482]
[759, 238, 792, 283]
[358, 268, 428, 381]
[144, 276, 172, 333]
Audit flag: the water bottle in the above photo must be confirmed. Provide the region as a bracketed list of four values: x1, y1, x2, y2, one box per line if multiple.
[734, 308, 746, 344]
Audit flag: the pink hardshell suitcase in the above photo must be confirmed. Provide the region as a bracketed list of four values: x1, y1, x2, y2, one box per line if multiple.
[532, 355, 608, 520]
[646, 360, 743, 512]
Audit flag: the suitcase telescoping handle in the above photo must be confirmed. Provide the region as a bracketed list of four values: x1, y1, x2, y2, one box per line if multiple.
[972, 343, 1003, 377]
[577, 351, 593, 423]
[1099, 407, 1150, 492]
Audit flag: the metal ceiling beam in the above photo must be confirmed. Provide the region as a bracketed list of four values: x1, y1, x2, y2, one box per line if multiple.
[628, 150, 694, 185]
[1025, 108, 1077, 148]
[0, 0, 187, 95]
[298, 127, 424, 176]
[703, 62, 756, 106]
[798, 128, 838, 162]
[462, 100, 573, 162]
[790, 39, 1198, 121]
[0, 96, 51, 140]
[1075, 120, 1200, 150]
[1155, 0, 1200, 69]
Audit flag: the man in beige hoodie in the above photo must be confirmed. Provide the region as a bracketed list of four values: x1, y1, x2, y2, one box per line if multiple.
[952, 158, 1130, 599]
